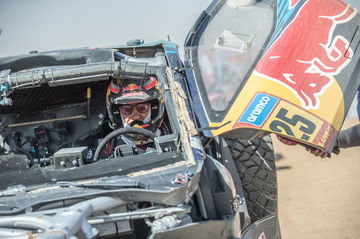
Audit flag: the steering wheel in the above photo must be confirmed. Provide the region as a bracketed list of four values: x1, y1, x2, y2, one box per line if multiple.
[93, 127, 157, 161]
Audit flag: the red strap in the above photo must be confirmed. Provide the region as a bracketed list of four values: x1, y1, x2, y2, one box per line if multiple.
[109, 82, 120, 94]
[104, 142, 112, 156]
[144, 77, 157, 90]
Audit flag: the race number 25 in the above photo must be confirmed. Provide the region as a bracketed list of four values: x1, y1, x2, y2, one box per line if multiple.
[269, 108, 316, 141]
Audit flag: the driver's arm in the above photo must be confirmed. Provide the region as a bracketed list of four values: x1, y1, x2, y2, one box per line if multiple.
[336, 124, 360, 149]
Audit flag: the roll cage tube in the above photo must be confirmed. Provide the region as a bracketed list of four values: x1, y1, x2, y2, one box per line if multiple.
[0, 50, 168, 89]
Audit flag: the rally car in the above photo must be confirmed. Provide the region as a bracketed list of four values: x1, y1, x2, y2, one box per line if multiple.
[0, 0, 359, 238]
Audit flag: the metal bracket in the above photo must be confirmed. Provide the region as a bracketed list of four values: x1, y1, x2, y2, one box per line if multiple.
[232, 194, 244, 213]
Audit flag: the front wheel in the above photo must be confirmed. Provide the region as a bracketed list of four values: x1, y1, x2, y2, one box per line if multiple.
[225, 135, 278, 223]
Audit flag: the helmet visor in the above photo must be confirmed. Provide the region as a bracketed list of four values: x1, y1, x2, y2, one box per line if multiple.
[119, 102, 151, 115]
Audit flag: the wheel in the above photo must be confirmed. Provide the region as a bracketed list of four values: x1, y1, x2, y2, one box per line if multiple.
[93, 127, 157, 161]
[225, 135, 278, 222]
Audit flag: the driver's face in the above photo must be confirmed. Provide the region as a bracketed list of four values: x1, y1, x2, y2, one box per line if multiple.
[119, 102, 151, 124]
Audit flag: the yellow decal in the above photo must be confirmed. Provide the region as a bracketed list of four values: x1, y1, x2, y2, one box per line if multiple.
[262, 100, 336, 149]
[208, 73, 344, 151]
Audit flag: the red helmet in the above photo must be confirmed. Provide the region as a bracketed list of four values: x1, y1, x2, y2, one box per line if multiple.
[106, 77, 165, 134]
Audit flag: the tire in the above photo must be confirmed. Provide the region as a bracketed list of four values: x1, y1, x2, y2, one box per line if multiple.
[225, 135, 278, 222]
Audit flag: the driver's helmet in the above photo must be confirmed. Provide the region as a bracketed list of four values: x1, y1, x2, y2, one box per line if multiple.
[106, 77, 165, 134]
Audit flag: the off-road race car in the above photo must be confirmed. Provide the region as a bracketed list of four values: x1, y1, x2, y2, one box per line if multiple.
[0, 0, 359, 238]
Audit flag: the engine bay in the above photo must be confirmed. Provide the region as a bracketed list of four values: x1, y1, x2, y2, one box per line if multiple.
[0, 81, 109, 168]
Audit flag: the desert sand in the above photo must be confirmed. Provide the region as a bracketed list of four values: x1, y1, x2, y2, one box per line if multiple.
[274, 119, 360, 239]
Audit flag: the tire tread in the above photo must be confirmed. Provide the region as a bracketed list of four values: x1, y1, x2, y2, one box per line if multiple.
[225, 136, 278, 222]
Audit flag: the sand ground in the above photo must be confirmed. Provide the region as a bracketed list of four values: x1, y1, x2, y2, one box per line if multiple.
[274, 119, 360, 239]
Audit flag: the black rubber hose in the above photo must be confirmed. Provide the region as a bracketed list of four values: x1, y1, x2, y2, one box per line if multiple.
[93, 127, 157, 161]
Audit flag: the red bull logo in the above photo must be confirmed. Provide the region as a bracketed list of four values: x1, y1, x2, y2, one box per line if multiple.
[255, 0, 357, 109]
[122, 83, 141, 92]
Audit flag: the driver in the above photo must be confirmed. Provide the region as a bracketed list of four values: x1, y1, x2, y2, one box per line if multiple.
[106, 77, 169, 146]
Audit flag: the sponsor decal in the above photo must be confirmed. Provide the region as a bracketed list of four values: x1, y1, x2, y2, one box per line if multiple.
[255, 0, 357, 109]
[312, 122, 337, 149]
[123, 83, 141, 92]
[233, 92, 337, 151]
[238, 93, 279, 127]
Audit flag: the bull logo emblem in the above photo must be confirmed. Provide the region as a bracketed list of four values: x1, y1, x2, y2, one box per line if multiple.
[123, 83, 141, 92]
[255, 0, 357, 109]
